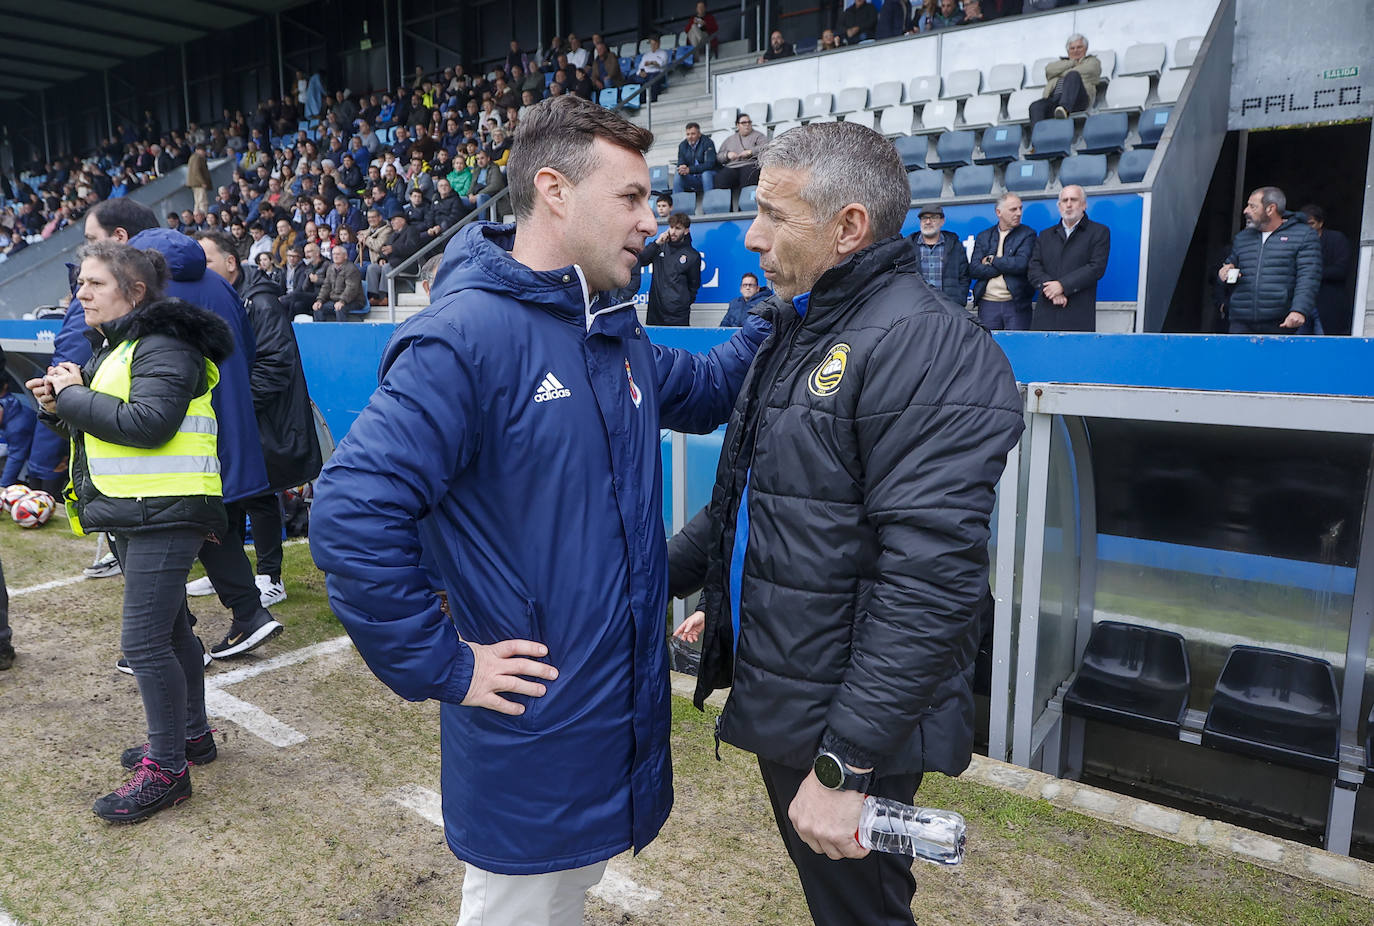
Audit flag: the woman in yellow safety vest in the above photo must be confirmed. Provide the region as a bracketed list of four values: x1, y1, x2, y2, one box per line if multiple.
[28, 240, 232, 823]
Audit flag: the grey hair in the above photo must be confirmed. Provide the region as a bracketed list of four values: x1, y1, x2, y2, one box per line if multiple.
[421, 253, 443, 287]
[996, 191, 1022, 208]
[1255, 186, 1286, 213]
[1066, 33, 1088, 51]
[758, 122, 909, 241]
[78, 240, 168, 306]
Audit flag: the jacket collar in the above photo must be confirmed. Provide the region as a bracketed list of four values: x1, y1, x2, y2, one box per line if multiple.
[801, 235, 916, 330]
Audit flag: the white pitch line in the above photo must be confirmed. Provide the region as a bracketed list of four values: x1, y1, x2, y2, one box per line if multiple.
[390, 785, 662, 913]
[204, 688, 307, 747]
[0, 909, 27, 926]
[208, 635, 354, 687]
[8, 574, 88, 597]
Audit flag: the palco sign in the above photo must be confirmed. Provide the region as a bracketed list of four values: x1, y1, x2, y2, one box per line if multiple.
[1229, 0, 1372, 130]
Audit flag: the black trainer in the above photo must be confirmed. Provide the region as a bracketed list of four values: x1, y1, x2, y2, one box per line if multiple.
[0, 645, 14, 671]
[121, 731, 218, 770]
[208, 610, 283, 659]
[92, 758, 191, 823]
[116, 637, 212, 676]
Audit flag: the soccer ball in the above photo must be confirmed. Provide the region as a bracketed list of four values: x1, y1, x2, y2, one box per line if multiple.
[11, 490, 55, 528]
[1, 484, 30, 512]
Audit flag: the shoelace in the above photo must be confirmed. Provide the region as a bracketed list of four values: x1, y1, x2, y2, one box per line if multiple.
[115, 761, 169, 798]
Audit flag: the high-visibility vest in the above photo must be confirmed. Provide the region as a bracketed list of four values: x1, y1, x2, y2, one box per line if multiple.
[74, 338, 223, 501]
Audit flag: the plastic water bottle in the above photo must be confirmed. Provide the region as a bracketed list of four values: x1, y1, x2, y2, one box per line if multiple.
[856, 796, 967, 866]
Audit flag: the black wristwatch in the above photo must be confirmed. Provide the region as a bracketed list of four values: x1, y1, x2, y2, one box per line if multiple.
[813, 751, 873, 793]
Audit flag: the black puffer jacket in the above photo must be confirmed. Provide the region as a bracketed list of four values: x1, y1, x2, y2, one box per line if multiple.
[639, 232, 701, 326]
[692, 235, 1024, 776]
[46, 298, 231, 535]
[1223, 213, 1323, 324]
[237, 268, 323, 490]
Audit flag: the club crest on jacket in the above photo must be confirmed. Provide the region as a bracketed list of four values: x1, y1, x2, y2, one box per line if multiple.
[808, 343, 850, 397]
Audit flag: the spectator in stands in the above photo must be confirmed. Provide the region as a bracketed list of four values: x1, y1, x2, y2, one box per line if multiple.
[685, 1, 720, 57]
[919, 0, 964, 31]
[877, 0, 913, 38]
[247, 222, 273, 265]
[721, 272, 773, 326]
[592, 41, 624, 91]
[566, 34, 591, 71]
[970, 193, 1037, 330]
[655, 193, 674, 221]
[630, 36, 671, 102]
[960, 0, 987, 24]
[1028, 34, 1102, 131]
[819, 28, 842, 51]
[1217, 186, 1320, 335]
[639, 212, 702, 326]
[470, 149, 506, 209]
[674, 122, 718, 195]
[404, 188, 434, 237]
[840, 0, 878, 43]
[280, 246, 312, 316]
[1301, 204, 1353, 335]
[429, 178, 465, 238]
[254, 252, 282, 287]
[1029, 184, 1110, 331]
[271, 219, 298, 267]
[365, 212, 425, 295]
[538, 34, 566, 71]
[166, 212, 184, 233]
[908, 204, 970, 304]
[186, 144, 211, 214]
[758, 30, 795, 63]
[313, 244, 365, 321]
[485, 128, 513, 167]
[716, 114, 769, 191]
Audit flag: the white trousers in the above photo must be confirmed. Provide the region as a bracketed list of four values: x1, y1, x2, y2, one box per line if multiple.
[456, 859, 608, 926]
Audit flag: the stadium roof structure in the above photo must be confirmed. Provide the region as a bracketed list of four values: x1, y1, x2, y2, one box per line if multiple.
[0, 0, 306, 101]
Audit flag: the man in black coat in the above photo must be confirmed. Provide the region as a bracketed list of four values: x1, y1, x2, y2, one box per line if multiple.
[1302, 204, 1353, 335]
[638, 212, 701, 326]
[970, 193, 1037, 330]
[1028, 184, 1110, 331]
[678, 122, 1023, 926]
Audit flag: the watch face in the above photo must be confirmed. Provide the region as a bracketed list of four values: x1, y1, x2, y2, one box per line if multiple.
[814, 753, 844, 790]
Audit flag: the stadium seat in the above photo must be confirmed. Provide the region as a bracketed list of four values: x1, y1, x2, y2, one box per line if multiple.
[702, 189, 732, 215]
[952, 164, 995, 197]
[1136, 106, 1172, 148]
[1026, 57, 1056, 89]
[1062, 622, 1191, 738]
[619, 85, 642, 111]
[671, 191, 697, 215]
[1156, 69, 1187, 105]
[638, 38, 652, 54]
[943, 69, 982, 100]
[661, 33, 679, 49]
[711, 129, 733, 149]
[986, 63, 1024, 95]
[807, 114, 838, 124]
[1058, 154, 1108, 188]
[1119, 42, 1166, 78]
[1202, 646, 1341, 775]
[770, 97, 801, 123]
[619, 57, 636, 76]
[836, 87, 869, 113]
[908, 75, 941, 104]
[1027, 119, 1074, 160]
[743, 101, 771, 126]
[770, 120, 801, 137]
[1079, 112, 1129, 154]
[1097, 76, 1149, 113]
[1096, 49, 1117, 79]
[929, 130, 976, 169]
[738, 185, 758, 212]
[893, 134, 927, 170]
[961, 94, 1002, 129]
[1172, 36, 1203, 69]
[870, 80, 904, 109]
[713, 106, 738, 131]
[598, 88, 619, 109]
[801, 92, 834, 120]
[844, 110, 877, 131]
[1117, 148, 1154, 183]
[1003, 159, 1049, 193]
[618, 42, 637, 57]
[908, 169, 944, 201]
[976, 124, 1023, 164]
[1006, 88, 1039, 124]
[916, 100, 958, 134]
[877, 104, 916, 136]
[649, 164, 671, 191]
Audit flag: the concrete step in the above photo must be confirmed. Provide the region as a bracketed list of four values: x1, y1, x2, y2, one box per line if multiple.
[396, 291, 429, 307]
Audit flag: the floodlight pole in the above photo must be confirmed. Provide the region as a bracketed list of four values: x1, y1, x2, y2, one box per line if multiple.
[104, 70, 113, 139]
[40, 89, 50, 163]
[181, 45, 192, 129]
[276, 13, 286, 100]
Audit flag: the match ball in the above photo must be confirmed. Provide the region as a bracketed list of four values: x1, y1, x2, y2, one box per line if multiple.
[1, 484, 31, 512]
[11, 490, 55, 528]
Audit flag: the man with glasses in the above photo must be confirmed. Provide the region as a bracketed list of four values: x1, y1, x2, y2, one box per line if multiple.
[908, 203, 970, 305]
[716, 114, 769, 191]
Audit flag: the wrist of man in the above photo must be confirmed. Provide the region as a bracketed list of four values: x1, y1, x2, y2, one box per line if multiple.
[820, 728, 879, 773]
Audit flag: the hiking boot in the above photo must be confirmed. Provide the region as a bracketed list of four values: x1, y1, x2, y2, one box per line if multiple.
[208, 610, 283, 659]
[117, 637, 211, 676]
[185, 575, 217, 597]
[92, 758, 191, 823]
[121, 731, 217, 770]
[0, 645, 14, 671]
[83, 553, 121, 579]
[255, 574, 287, 608]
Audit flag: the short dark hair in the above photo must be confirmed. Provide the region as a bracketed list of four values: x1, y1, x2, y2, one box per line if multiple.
[1300, 203, 1325, 224]
[685, 122, 700, 132]
[656, 193, 673, 206]
[88, 198, 159, 238]
[506, 95, 654, 221]
[192, 229, 240, 269]
[668, 212, 690, 230]
[741, 272, 758, 284]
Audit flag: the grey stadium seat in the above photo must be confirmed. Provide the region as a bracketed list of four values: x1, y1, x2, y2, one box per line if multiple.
[929, 130, 976, 169]
[844, 110, 877, 131]
[1136, 107, 1172, 148]
[916, 100, 958, 134]
[836, 87, 869, 113]
[711, 129, 733, 150]
[977, 124, 1023, 165]
[1118, 43, 1167, 78]
[986, 63, 1025, 95]
[1027, 119, 1074, 160]
[877, 104, 916, 136]
[1006, 88, 1040, 124]
[770, 97, 801, 123]
[908, 75, 941, 104]
[908, 169, 945, 201]
[870, 81, 904, 109]
[1156, 70, 1187, 105]
[1058, 154, 1108, 188]
[742, 101, 771, 126]
[1079, 112, 1129, 155]
[1098, 76, 1150, 113]
[1004, 160, 1050, 193]
[770, 120, 802, 137]
[801, 92, 834, 119]
[952, 164, 995, 197]
[1095, 49, 1117, 79]
[671, 191, 697, 215]
[961, 94, 1003, 129]
[1172, 36, 1202, 69]
[712, 107, 738, 131]
[1026, 57, 1056, 89]
[701, 189, 732, 215]
[944, 69, 982, 100]
[1117, 148, 1154, 183]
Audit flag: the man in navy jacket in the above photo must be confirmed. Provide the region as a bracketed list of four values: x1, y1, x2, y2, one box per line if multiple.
[969, 193, 1037, 330]
[311, 96, 766, 926]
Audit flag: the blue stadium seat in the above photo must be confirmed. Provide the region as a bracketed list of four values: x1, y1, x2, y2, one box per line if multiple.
[952, 165, 995, 197]
[1063, 621, 1190, 737]
[1003, 160, 1049, 193]
[1117, 148, 1154, 183]
[649, 164, 671, 192]
[1027, 119, 1074, 160]
[619, 85, 643, 111]
[598, 88, 619, 109]
[907, 169, 944, 201]
[546, 72, 556, 88]
[793, 38, 818, 54]
[976, 125, 1023, 165]
[928, 130, 976, 169]
[620, 57, 636, 75]
[893, 135, 927, 171]
[671, 191, 697, 215]
[380, 126, 397, 144]
[702, 189, 732, 215]
[1059, 154, 1108, 188]
[1079, 113, 1129, 155]
[738, 185, 758, 211]
[297, 121, 309, 132]
[1137, 107, 1173, 148]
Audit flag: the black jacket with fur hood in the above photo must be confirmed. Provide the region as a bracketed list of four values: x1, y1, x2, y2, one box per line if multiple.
[44, 297, 232, 535]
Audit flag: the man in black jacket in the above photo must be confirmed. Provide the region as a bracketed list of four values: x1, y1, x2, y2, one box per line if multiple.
[970, 193, 1037, 330]
[681, 122, 1023, 926]
[638, 212, 701, 326]
[1028, 184, 1110, 331]
[907, 204, 970, 305]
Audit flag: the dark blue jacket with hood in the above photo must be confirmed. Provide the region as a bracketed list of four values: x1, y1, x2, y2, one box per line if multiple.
[311, 222, 767, 875]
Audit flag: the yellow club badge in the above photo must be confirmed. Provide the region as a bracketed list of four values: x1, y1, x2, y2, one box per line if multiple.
[808, 343, 850, 397]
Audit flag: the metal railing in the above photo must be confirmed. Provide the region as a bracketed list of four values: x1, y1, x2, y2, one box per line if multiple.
[382, 186, 511, 322]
